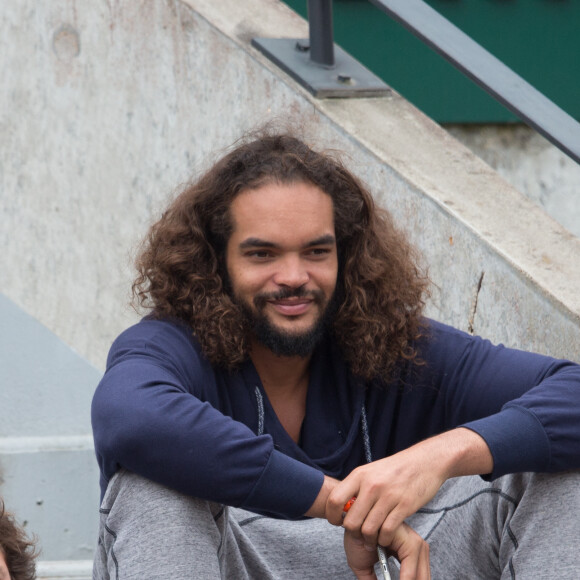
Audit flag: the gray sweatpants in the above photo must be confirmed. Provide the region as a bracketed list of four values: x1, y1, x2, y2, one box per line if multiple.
[93, 469, 580, 579]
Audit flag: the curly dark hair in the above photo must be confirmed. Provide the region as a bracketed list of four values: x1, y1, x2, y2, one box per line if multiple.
[0, 501, 37, 580]
[133, 130, 429, 381]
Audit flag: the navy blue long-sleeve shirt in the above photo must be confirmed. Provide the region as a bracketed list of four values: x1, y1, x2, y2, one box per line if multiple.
[91, 317, 580, 518]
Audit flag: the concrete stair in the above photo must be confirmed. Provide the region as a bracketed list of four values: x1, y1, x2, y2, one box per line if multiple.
[37, 560, 93, 580]
[0, 294, 102, 570]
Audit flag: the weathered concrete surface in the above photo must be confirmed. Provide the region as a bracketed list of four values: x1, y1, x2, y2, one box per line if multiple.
[1, 0, 579, 368]
[0, 443, 99, 562]
[446, 124, 580, 239]
[37, 559, 92, 580]
[313, 98, 580, 359]
[0, 293, 100, 561]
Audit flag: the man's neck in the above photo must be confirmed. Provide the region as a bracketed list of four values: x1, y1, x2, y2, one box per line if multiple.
[250, 340, 311, 394]
[250, 341, 311, 443]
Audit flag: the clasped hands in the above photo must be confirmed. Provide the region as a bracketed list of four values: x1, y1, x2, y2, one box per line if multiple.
[310, 428, 494, 580]
[327, 447, 440, 580]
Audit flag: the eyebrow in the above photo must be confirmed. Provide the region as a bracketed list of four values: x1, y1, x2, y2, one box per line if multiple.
[239, 234, 336, 250]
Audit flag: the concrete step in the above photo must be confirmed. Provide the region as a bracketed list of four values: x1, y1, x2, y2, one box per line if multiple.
[0, 294, 102, 563]
[0, 435, 99, 562]
[37, 559, 93, 580]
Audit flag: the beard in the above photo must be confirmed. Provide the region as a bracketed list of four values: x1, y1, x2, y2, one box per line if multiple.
[234, 286, 337, 358]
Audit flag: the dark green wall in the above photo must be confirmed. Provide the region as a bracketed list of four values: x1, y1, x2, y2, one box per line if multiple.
[282, 0, 580, 123]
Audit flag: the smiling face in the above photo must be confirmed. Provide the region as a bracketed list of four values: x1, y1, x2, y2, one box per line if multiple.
[225, 181, 338, 357]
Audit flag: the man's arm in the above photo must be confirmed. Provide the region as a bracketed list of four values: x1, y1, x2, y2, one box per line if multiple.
[420, 321, 580, 478]
[92, 319, 325, 518]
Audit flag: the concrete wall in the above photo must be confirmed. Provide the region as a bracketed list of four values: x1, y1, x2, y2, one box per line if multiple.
[446, 124, 580, 239]
[2, 0, 579, 371]
[1, 0, 580, 569]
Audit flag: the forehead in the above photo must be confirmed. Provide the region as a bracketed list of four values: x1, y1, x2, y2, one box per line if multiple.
[229, 181, 335, 241]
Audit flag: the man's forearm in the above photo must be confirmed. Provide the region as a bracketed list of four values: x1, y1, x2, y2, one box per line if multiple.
[433, 427, 494, 479]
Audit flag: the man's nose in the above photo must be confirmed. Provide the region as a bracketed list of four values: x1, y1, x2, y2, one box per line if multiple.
[272, 255, 310, 287]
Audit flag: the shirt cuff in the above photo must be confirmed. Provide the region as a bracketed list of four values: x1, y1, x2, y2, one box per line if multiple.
[461, 406, 551, 480]
[242, 449, 325, 519]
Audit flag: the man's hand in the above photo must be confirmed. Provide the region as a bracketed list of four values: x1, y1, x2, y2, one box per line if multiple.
[328, 428, 493, 575]
[344, 524, 430, 580]
[330, 448, 446, 550]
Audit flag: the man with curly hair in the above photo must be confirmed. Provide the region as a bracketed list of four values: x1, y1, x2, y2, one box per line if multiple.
[0, 501, 37, 580]
[92, 131, 580, 579]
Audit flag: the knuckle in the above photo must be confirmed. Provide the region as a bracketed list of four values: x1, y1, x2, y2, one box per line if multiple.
[378, 525, 396, 546]
[410, 535, 423, 547]
[350, 466, 363, 479]
[327, 492, 344, 512]
[360, 522, 376, 539]
[397, 497, 413, 512]
[343, 520, 358, 534]
[378, 530, 394, 547]
[327, 494, 340, 510]
[380, 520, 396, 536]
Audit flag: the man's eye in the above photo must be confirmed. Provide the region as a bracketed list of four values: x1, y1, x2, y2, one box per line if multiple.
[308, 248, 331, 257]
[247, 250, 272, 259]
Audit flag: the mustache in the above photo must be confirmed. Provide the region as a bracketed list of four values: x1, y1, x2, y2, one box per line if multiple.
[253, 287, 325, 308]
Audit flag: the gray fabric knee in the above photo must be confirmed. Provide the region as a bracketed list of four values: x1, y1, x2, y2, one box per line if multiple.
[94, 470, 226, 579]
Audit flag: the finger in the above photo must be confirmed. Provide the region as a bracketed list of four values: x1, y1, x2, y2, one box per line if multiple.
[341, 497, 365, 541]
[341, 494, 378, 540]
[417, 541, 431, 580]
[327, 480, 363, 525]
[388, 523, 430, 580]
[404, 538, 430, 580]
[398, 538, 431, 580]
[344, 529, 379, 580]
[377, 504, 415, 548]
[359, 502, 392, 548]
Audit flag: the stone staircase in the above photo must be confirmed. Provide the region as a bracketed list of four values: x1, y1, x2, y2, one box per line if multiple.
[36, 560, 93, 580]
[0, 293, 101, 578]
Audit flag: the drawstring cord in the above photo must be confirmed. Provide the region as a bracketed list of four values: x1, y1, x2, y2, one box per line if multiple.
[254, 386, 265, 436]
[361, 400, 392, 579]
[255, 384, 390, 577]
[255, 383, 372, 459]
[360, 403, 373, 464]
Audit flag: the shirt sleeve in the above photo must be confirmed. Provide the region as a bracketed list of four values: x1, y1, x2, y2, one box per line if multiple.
[425, 321, 580, 479]
[91, 319, 324, 518]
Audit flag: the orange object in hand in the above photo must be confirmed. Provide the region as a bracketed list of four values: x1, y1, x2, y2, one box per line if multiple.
[343, 496, 357, 513]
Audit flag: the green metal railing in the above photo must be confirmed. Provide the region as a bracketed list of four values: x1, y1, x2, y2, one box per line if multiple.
[253, 0, 580, 165]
